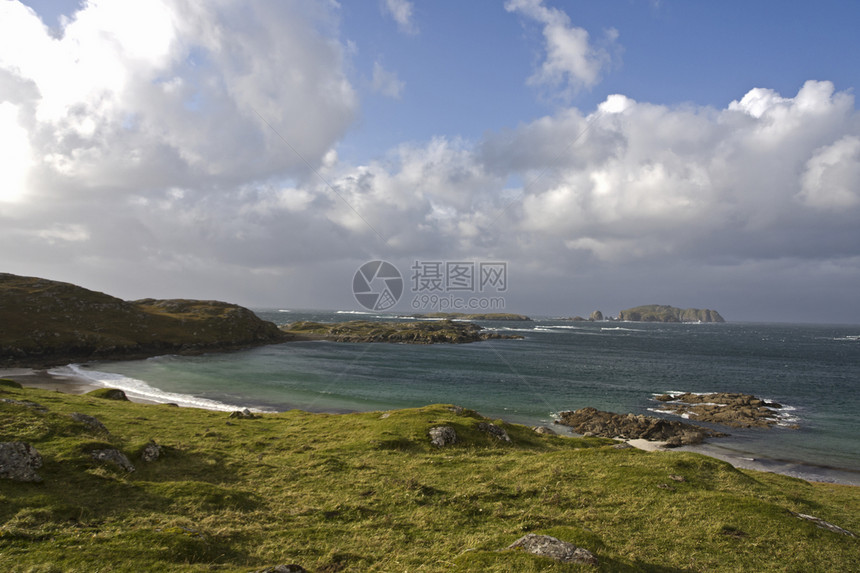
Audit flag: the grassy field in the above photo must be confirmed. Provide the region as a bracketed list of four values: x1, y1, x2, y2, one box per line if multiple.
[1, 381, 857, 572]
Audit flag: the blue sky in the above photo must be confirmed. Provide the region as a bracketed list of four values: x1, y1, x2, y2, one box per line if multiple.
[2, 1, 860, 322]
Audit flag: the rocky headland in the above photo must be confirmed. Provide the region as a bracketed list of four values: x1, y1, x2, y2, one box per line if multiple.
[618, 305, 724, 323]
[654, 392, 792, 429]
[280, 319, 523, 343]
[0, 273, 288, 367]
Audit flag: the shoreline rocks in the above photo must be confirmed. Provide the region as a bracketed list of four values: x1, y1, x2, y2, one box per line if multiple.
[556, 407, 728, 447]
[655, 392, 792, 429]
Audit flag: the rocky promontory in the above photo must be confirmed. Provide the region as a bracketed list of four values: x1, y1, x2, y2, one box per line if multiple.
[655, 392, 791, 429]
[0, 273, 288, 366]
[556, 407, 728, 447]
[618, 305, 724, 323]
[280, 320, 523, 344]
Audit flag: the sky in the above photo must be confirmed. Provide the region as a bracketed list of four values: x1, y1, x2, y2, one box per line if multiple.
[2, 0, 860, 323]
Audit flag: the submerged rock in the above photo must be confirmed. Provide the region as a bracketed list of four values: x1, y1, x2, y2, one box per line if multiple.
[556, 407, 727, 446]
[507, 534, 598, 566]
[428, 426, 457, 447]
[0, 441, 43, 482]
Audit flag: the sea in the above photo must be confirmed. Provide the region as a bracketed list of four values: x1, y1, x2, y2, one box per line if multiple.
[50, 311, 860, 485]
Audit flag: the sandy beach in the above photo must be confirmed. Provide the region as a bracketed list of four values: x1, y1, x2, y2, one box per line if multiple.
[1, 367, 103, 394]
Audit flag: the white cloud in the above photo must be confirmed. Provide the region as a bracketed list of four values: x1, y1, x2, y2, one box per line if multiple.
[505, 0, 618, 96]
[382, 0, 417, 35]
[0, 101, 33, 202]
[798, 135, 860, 210]
[371, 61, 405, 99]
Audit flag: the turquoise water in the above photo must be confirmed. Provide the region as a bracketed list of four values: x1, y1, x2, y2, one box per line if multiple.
[66, 311, 860, 484]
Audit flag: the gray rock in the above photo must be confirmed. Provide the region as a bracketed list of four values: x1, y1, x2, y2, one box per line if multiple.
[91, 448, 135, 472]
[229, 408, 260, 419]
[793, 512, 857, 538]
[478, 422, 511, 442]
[532, 425, 557, 435]
[0, 442, 44, 482]
[428, 426, 457, 447]
[507, 533, 598, 566]
[140, 441, 163, 462]
[70, 412, 109, 433]
[0, 398, 47, 411]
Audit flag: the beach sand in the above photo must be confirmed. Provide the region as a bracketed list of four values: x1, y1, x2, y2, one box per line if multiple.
[0, 368, 159, 404]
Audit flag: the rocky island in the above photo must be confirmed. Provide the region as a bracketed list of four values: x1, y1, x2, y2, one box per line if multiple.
[280, 319, 523, 343]
[618, 304, 725, 323]
[0, 273, 288, 367]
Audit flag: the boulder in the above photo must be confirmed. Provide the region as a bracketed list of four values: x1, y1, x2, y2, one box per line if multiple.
[140, 441, 163, 462]
[0, 441, 43, 482]
[91, 448, 135, 472]
[70, 412, 109, 433]
[589, 310, 604, 321]
[229, 408, 260, 419]
[532, 426, 556, 435]
[428, 426, 457, 447]
[507, 534, 598, 566]
[477, 422, 511, 442]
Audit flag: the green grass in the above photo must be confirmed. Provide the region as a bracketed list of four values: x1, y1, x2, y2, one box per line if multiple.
[1, 385, 857, 572]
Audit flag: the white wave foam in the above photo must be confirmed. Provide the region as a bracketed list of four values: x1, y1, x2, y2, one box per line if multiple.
[50, 364, 255, 412]
[833, 335, 860, 341]
[601, 327, 644, 332]
[278, 309, 292, 313]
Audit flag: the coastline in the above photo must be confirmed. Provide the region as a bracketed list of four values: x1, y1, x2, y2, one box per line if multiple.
[4, 366, 857, 487]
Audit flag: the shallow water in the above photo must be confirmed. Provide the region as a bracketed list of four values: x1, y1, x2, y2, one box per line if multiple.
[69, 312, 860, 484]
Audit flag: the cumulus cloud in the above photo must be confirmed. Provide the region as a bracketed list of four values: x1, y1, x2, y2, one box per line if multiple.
[382, 0, 417, 35]
[371, 61, 405, 99]
[505, 0, 618, 96]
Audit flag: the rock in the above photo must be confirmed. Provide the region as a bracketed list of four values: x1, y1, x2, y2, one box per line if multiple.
[428, 426, 457, 447]
[507, 534, 598, 566]
[87, 388, 129, 401]
[446, 405, 465, 415]
[0, 442, 43, 482]
[556, 407, 727, 446]
[532, 426, 556, 435]
[252, 566, 308, 573]
[140, 441, 163, 462]
[229, 409, 260, 419]
[0, 398, 47, 411]
[792, 513, 858, 538]
[70, 412, 109, 433]
[655, 392, 788, 429]
[589, 310, 604, 321]
[477, 422, 511, 442]
[91, 448, 135, 472]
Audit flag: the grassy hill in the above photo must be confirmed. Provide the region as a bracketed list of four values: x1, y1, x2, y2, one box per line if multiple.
[0, 273, 287, 366]
[1, 383, 857, 572]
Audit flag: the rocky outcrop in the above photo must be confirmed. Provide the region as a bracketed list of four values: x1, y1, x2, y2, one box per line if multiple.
[589, 310, 604, 321]
[655, 392, 791, 429]
[532, 426, 556, 435]
[477, 422, 511, 442]
[0, 441, 43, 482]
[91, 448, 135, 472]
[506, 534, 598, 566]
[0, 272, 288, 367]
[428, 426, 457, 447]
[87, 388, 129, 401]
[140, 441, 163, 462]
[281, 320, 523, 344]
[556, 407, 727, 447]
[70, 412, 109, 433]
[618, 305, 724, 323]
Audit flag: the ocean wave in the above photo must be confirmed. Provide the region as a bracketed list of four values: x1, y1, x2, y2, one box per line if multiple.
[832, 335, 860, 341]
[49, 364, 258, 412]
[601, 327, 645, 332]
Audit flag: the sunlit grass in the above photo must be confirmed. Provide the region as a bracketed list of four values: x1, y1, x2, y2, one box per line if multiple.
[1, 385, 857, 572]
